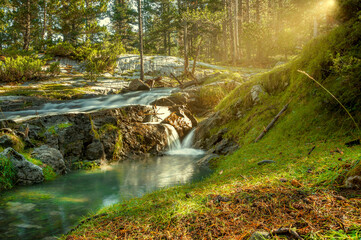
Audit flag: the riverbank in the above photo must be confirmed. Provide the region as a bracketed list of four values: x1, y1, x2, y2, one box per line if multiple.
[64, 18, 361, 239]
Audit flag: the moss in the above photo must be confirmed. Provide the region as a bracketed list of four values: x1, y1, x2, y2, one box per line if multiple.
[0, 83, 95, 100]
[72, 161, 99, 170]
[99, 123, 118, 137]
[0, 155, 16, 191]
[89, 116, 100, 140]
[112, 130, 123, 161]
[0, 133, 25, 152]
[22, 153, 57, 181]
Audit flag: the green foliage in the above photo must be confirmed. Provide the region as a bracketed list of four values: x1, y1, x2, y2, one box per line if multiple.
[113, 130, 123, 161]
[47, 62, 61, 77]
[83, 41, 126, 81]
[45, 122, 73, 136]
[72, 161, 99, 170]
[46, 42, 77, 59]
[0, 133, 25, 152]
[0, 155, 16, 191]
[0, 56, 45, 82]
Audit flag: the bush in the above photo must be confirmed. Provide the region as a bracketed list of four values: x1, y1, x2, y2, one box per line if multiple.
[47, 61, 61, 77]
[0, 155, 16, 191]
[83, 41, 126, 81]
[46, 42, 76, 59]
[0, 56, 45, 82]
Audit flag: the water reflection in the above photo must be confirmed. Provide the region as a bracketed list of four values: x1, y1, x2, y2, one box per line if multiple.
[0, 154, 211, 240]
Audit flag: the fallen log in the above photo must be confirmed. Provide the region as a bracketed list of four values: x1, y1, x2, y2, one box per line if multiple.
[170, 73, 183, 88]
[254, 101, 290, 143]
[180, 72, 221, 89]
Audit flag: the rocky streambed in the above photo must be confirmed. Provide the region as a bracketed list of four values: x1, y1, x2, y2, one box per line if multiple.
[0, 78, 215, 239]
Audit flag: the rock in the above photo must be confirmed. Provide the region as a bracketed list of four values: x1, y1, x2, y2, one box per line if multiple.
[279, 178, 288, 182]
[197, 154, 218, 166]
[344, 161, 361, 189]
[194, 112, 223, 149]
[31, 145, 66, 175]
[128, 79, 150, 91]
[85, 140, 104, 160]
[0, 148, 44, 185]
[0, 135, 16, 149]
[161, 107, 193, 138]
[250, 85, 264, 103]
[249, 231, 271, 240]
[257, 160, 276, 165]
[213, 195, 230, 203]
[213, 138, 239, 155]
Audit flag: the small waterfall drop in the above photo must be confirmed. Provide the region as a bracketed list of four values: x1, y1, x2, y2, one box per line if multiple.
[164, 124, 182, 151]
[164, 125, 204, 156]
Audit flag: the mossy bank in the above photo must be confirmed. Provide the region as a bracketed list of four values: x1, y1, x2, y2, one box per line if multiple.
[64, 14, 361, 240]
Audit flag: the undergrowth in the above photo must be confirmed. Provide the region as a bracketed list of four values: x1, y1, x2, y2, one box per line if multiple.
[65, 17, 361, 240]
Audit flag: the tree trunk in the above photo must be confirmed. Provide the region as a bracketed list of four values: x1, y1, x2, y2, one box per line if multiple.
[245, 0, 250, 23]
[42, 0, 47, 50]
[238, 0, 243, 59]
[192, 38, 203, 75]
[138, 0, 144, 81]
[183, 21, 189, 74]
[23, 0, 31, 51]
[234, 0, 239, 64]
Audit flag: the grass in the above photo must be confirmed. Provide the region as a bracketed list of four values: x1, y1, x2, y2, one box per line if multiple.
[64, 17, 361, 239]
[0, 155, 16, 191]
[0, 83, 95, 100]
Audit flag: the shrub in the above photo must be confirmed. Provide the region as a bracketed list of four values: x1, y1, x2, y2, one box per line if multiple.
[46, 42, 76, 59]
[0, 56, 45, 82]
[0, 155, 16, 191]
[47, 61, 61, 77]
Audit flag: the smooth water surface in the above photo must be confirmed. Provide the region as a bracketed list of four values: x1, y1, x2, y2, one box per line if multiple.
[0, 155, 211, 240]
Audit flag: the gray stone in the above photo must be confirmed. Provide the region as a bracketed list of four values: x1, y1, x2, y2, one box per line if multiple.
[197, 154, 218, 166]
[250, 85, 264, 103]
[31, 145, 66, 175]
[257, 160, 276, 165]
[0, 135, 16, 149]
[0, 148, 44, 185]
[85, 141, 104, 160]
[249, 231, 271, 240]
[128, 79, 150, 91]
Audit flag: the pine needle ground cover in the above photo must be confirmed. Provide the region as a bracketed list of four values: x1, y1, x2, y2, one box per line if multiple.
[65, 19, 361, 239]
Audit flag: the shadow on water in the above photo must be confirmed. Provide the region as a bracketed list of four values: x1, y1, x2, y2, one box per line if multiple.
[0, 154, 211, 240]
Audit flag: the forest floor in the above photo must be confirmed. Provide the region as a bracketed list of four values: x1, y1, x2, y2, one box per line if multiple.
[64, 136, 361, 239]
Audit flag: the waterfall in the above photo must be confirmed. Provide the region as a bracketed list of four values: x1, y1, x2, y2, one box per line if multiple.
[164, 125, 204, 156]
[181, 128, 196, 148]
[164, 124, 182, 151]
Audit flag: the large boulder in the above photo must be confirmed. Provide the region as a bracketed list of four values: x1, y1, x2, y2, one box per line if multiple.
[85, 140, 105, 160]
[31, 145, 66, 175]
[0, 148, 44, 185]
[129, 79, 150, 91]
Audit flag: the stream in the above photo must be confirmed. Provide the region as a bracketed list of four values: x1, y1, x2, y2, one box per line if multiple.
[0, 135, 211, 240]
[0, 85, 211, 239]
[1, 87, 175, 122]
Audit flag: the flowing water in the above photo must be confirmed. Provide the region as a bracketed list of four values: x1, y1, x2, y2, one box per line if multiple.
[1, 88, 174, 122]
[0, 151, 210, 239]
[0, 82, 211, 239]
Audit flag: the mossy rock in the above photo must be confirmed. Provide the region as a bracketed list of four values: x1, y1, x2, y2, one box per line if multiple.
[345, 160, 361, 188]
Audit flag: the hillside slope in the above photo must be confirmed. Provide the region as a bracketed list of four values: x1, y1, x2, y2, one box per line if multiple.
[64, 14, 361, 240]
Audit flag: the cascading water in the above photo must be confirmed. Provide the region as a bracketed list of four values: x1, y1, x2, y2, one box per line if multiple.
[1, 88, 174, 122]
[164, 125, 204, 156]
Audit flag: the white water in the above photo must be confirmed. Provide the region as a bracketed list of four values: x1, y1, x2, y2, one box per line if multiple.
[165, 126, 204, 156]
[1, 88, 174, 122]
